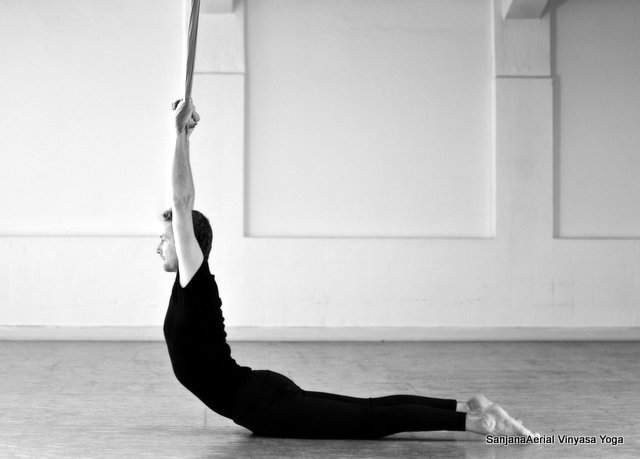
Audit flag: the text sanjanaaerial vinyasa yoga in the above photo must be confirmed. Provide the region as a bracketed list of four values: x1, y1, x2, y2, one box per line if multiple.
[485, 434, 624, 446]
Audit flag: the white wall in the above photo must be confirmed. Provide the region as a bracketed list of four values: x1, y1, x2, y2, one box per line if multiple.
[0, 0, 182, 235]
[1, 0, 640, 339]
[555, 0, 640, 238]
[0, 0, 183, 329]
[246, 0, 494, 238]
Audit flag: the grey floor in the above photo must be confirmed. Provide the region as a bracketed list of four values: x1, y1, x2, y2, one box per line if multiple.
[1, 340, 638, 458]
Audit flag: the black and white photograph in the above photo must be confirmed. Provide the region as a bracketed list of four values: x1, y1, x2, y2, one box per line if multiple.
[0, 0, 638, 457]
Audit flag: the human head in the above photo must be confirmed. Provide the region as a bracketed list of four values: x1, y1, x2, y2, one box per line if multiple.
[157, 209, 213, 272]
[157, 223, 178, 272]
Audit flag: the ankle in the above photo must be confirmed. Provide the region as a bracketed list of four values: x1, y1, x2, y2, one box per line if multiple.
[456, 402, 469, 413]
[465, 413, 481, 433]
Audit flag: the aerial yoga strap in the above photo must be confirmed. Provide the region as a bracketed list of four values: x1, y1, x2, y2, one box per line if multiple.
[184, 0, 201, 101]
[175, 0, 201, 132]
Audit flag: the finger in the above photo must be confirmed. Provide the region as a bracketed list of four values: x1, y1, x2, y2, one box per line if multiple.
[192, 110, 200, 123]
[172, 99, 182, 111]
[175, 100, 195, 133]
[174, 98, 193, 115]
[175, 98, 192, 114]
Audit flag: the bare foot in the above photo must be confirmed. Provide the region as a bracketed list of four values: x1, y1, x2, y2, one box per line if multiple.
[466, 403, 539, 437]
[462, 395, 522, 424]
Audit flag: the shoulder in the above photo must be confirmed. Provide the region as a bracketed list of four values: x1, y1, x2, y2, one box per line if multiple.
[171, 206, 205, 288]
[178, 259, 211, 291]
[175, 261, 222, 311]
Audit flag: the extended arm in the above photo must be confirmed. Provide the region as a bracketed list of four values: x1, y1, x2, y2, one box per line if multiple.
[172, 99, 203, 287]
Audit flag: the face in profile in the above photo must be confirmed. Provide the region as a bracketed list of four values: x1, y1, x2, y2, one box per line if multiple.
[157, 223, 178, 272]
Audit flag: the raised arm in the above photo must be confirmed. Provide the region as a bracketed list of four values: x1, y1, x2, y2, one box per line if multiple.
[172, 99, 203, 287]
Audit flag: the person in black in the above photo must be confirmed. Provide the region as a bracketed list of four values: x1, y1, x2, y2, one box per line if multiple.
[158, 99, 539, 439]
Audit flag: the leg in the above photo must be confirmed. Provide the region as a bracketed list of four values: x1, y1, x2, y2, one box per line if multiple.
[304, 390, 457, 411]
[235, 371, 538, 439]
[253, 390, 466, 439]
[309, 391, 496, 415]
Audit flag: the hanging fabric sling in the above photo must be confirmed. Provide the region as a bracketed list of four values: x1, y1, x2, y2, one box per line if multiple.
[174, 0, 201, 131]
[184, 0, 201, 102]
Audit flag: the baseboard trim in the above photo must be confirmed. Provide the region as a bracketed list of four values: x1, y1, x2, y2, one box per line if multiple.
[0, 326, 639, 341]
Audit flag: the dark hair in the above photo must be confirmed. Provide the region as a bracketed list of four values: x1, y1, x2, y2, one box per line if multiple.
[162, 209, 213, 260]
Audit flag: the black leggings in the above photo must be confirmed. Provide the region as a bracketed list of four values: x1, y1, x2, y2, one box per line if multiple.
[232, 370, 466, 439]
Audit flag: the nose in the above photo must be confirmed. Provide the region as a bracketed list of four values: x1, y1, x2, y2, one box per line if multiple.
[156, 241, 163, 255]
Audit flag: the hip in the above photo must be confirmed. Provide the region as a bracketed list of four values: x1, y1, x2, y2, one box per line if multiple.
[232, 370, 302, 431]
